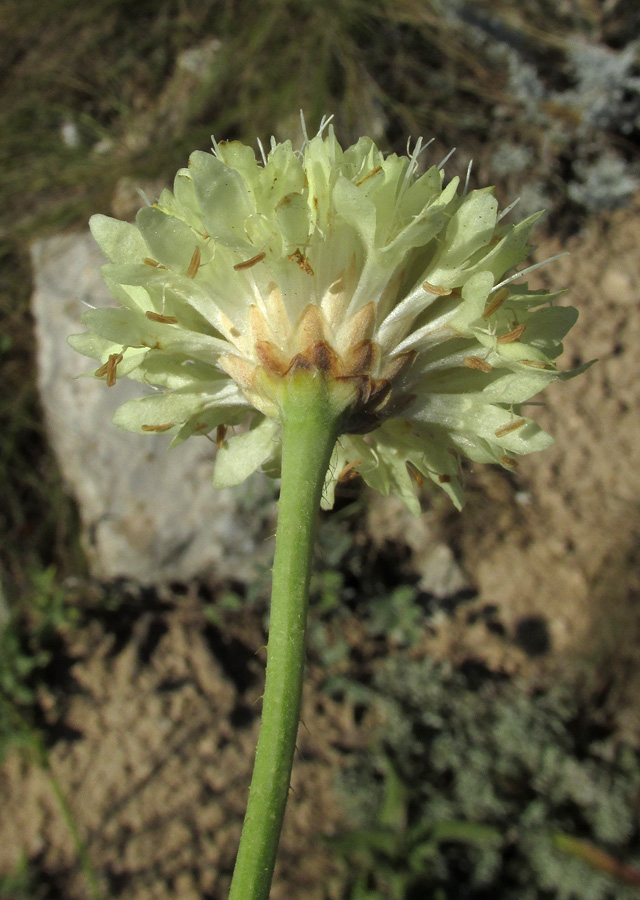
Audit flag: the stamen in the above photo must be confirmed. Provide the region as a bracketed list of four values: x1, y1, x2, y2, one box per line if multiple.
[407, 461, 424, 488]
[423, 281, 452, 296]
[521, 359, 553, 369]
[463, 160, 473, 195]
[145, 312, 178, 324]
[437, 147, 456, 171]
[317, 114, 335, 136]
[464, 356, 492, 373]
[493, 253, 569, 292]
[186, 246, 201, 279]
[216, 424, 227, 448]
[497, 197, 520, 222]
[257, 137, 267, 167]
[234, 251, 266, 270]
[495, 418, 527, 437]
[299, 109, 309, 149]
[497, 324, 526, 344]
[136, 188, 153, 207]
[94, 352, 123, 387]
[338, 460, 361, 483]
[482, 287, 509, 318]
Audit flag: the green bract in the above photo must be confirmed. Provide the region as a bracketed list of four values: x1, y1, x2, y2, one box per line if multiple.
[69, 120, 585, 514]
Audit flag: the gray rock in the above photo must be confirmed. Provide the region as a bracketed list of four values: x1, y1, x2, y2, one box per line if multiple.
[31, 233, 276, 584]
[416, 543, 468, 600]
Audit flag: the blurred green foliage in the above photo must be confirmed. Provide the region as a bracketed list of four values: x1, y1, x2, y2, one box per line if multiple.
[0, 565, 79, 759]
[333, 655, 640, 899]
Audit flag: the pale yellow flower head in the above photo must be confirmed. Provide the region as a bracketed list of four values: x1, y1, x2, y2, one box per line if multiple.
[70, 118, 585, 513]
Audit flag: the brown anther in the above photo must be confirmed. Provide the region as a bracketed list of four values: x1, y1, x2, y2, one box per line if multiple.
[499, 454, 519, 468]
[438, 474, 452, 483]
[215, 424, 227, 448]
[338, 460, 361, 482]
[497, 323, 526, 344]
[464, 356, 492, 373]
[95, 352, 124, 387]
[482, 288, 509, 319]
[423, 281, 452, 296]
[521, 359, 552, 369]
[186, 246, 201, 279]
[145, 311, 178, 324]
[494, 418, 527, 438]
[234, 251, 266, 271]
[288, 248, 314, 276]
[141, 423, 174, 432]
[356, 165, 382, 187]
[407, 462, 424, 488]
[143, 257, 167, 269]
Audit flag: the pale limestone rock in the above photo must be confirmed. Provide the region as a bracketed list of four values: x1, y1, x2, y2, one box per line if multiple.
[31, 232, 276, 583]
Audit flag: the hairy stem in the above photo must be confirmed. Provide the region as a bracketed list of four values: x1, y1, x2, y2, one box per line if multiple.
[228, 372, 343, 900]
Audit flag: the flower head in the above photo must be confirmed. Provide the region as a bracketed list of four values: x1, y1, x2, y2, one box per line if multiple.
[70, 118, 585, 513]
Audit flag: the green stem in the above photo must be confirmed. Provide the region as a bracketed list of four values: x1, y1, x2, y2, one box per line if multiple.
[229, 372, 343, 900]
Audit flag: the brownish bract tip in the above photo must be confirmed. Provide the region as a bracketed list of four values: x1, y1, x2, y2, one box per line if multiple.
[255, 340, 290, 376]
[342, 339, 380, 378]
[309, 341, 341, 373]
